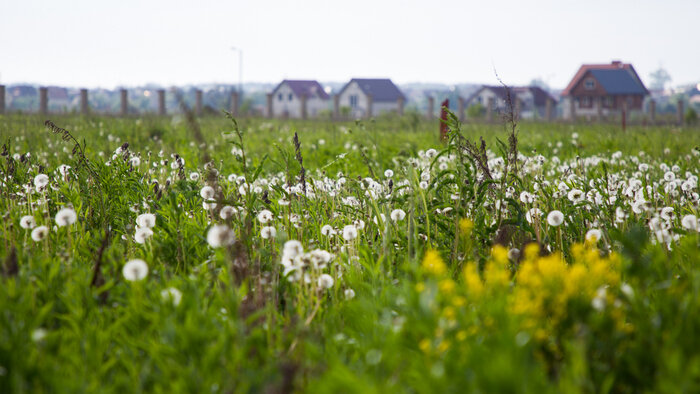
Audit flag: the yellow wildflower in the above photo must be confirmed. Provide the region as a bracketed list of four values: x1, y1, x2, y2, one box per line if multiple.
[459, 218, 474, 237]
[422, 249, 447, 276]
[438, 278, 456, 295]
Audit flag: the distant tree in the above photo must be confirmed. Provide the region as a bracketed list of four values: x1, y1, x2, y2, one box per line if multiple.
[686, 107, 698, 125]
[649, 67, 672, 90]
[467, 103, 485, 119]
[529, 78, 550, 91]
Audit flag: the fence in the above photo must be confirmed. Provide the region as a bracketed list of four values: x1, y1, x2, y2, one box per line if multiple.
[0, 84, 689, 126]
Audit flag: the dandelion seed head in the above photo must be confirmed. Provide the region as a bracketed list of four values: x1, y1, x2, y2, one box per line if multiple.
[161, 287, 182, 306]
[136, 213, 156, 229]
[260, 226, 277, 239]
[20, 215, 36, 229]
[318, 274, 334, 289]
[219, 205, 236, 220]
[546, 210, 564, 227]
[200, 185, 215, 200]
[342, 225, 358, 241]
[390, 209, 406, 222]
[134, 227, 154, 244]
[31, 226, 49, 242]
[207, 225, 235, 248]
[55, 208, 77, 227]
[123, 259, 149, 281]
[34, 174, 49, 190]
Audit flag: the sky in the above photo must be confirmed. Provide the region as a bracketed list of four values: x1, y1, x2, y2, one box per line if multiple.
[1, 0, 697, 89]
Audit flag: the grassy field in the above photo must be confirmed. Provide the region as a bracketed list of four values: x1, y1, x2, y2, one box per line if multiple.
[2, 113, 700, 393]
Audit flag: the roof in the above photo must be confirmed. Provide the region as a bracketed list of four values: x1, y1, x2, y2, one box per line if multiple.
[562, 61, 648, 96]
[339, 78, 406, 102]
[521, 86, 557, 106]
[272, 80, 330, 100]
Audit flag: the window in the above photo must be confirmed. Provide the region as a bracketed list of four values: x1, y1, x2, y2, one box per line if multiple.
[350, 95, 358, 108]
[581, 96, 591, 107]
[584, 78, 596, 90]
[288, 93, 293, 101]
[604, 96, 613, 107]
[278, 93, 283, 101]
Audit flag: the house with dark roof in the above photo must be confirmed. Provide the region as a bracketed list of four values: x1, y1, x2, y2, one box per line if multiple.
[337, 78, 406, 118]
[465, 85, 557, 119]
[561, 61, 649, 119]
[270, 80, 330, 118]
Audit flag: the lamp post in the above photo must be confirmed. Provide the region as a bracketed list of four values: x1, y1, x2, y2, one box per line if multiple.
[230, 47, 243, 99]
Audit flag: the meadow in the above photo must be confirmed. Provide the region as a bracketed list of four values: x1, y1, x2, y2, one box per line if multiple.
[2, 112, 700, 393]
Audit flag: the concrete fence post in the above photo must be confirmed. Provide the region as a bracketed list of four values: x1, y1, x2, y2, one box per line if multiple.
[0, 85, 5, 115]
[230, 91, 239, 116]
[677, 100, 684, 126]
[397, 96, 405, 116]
[515, 98, 522, 121]
[366, 94, 373, 119]
[486, 97, 494, 122]
[266, 93, 273, 118]
[427, 96, 435, 119]
[569, 98, 576, 123]
[120, 89, 128, 116]
[545, 98, 553, 121]
[300, 93, 308, 120]
[649, 99, 656, 124]
[80, 89, 89, 115]
[195, 89, 203, 116]
[596, 97, 603, 122]
[157, 89, 166, 115]
[333, 95, 340, 120]
[39, 87, 49, 115]
[457, 97, 465, 122]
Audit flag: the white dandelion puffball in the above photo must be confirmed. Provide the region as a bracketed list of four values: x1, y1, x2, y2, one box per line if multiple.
[384, 169, 394, 178]
[344, 288, 356, 299]
[207, 225, 235, 248]
[318, 274, 334, 290]
[134, 227, 154, 244]
[257, 209, 273, 224]
[342, 225, 358, 241]
[200, 185, 215, 200]
[31, 226, 49, 242]
[681, 214, 699, 231]
[219, 205, 237, 220]
[136, 213, 156, 229]
[260, 226, 277, 239]
[55, 208, 77, 227]
[161, 287, 182, 306]
[426, 148, 438, 158]
[525, 208, 542, 224]
[20, 215, 36, 229]
[282, 240, 304, 261]
[585, 229, 602, 243]
[34, 174, 49, 189]
[123, 259, 149, 281]
[390, 209, 406, 222]
[189, 172, 200, 181]
[321, 224, 336, 236]
[546, 210, 564, 227]
[567, 189, 585, 203]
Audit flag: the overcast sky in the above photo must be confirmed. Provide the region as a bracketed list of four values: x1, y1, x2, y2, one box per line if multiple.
[1, 0, 697, 89]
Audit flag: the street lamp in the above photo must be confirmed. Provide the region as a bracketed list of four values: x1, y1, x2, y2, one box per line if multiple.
[230, 47, 243, 99]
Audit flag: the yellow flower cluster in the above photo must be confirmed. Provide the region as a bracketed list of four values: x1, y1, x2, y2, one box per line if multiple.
[510, 243, 623, 340]
[421, 249, 447, 276]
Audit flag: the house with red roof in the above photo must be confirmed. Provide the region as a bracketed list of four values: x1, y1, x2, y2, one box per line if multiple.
[337, 78, 406, 118]
[270, 80, 330, 118]
[561, 61, 649, 120]
[465, 85, 556, 119]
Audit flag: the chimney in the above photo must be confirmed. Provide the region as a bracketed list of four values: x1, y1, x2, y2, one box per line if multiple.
[611, 60, 622, 68]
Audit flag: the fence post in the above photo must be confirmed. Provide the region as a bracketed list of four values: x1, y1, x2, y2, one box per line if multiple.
[80, 89, 89, 115]
[545, 98, 553, 121]
[157, 89, 166, 115]
[397, 96, 405, 116]
[427, 96, 434, 119]
[486, 97, 494, 122]
[457, 96, 465, 122]
[515, 98, 522, 121]
[333, 95, 340, 120]
[569, 98, 576, 123]
[300, 93, 308, 119]
[230, 91, 239, 116]
[648, 99, 656, 124]
[195, 89, 203, 116]
[0, 85, 5, 115]
[366, 94, 373, 119]
[677, 100, 684, 126]
[120, 89, 128, 116]
[39, 87, 48, 115]
[596, 97, 603, 122]
[266, 93, 273, 118]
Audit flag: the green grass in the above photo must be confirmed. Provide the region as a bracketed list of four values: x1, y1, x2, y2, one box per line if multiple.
[1, 113, 700, 393]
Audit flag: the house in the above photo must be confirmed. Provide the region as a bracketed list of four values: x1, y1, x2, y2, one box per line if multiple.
[269, 80, 330, 118]
[336, 78, 406, 118]
[464, 85, 557, 119]
[561, 61, 649, 119]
